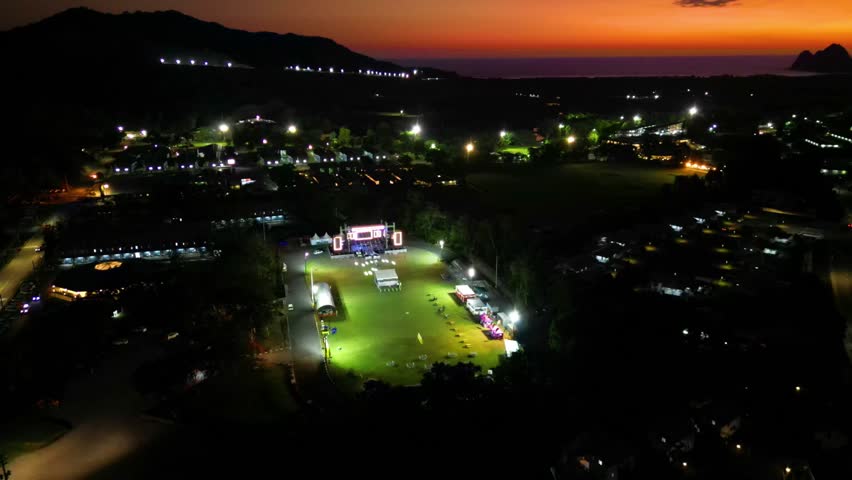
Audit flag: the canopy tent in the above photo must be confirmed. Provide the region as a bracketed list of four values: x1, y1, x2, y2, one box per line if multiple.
[310, 233, 333, 246]
[375, 268, 400, 289]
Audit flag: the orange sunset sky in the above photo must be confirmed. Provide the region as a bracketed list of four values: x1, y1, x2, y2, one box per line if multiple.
[3, 0, 852, 58]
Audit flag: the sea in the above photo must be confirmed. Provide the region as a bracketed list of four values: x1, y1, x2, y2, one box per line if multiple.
[391, 56, 814, 79]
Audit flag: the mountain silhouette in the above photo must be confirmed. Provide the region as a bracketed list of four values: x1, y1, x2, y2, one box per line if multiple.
[0, 7, 405, 72]
[791, 44, 852, 73]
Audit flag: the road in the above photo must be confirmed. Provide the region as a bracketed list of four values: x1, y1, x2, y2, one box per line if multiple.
[828, 230, 852, 362]
[284, 249, 341, 406]
[0, 233, 43, 309]
[9, 344, 168, 480]
[828, 189, 852, 362]
[0, 212, 63, 310]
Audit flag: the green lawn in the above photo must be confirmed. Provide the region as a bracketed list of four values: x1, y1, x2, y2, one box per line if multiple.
[499, 146, 532, 155]
[307, 247, 505, 386]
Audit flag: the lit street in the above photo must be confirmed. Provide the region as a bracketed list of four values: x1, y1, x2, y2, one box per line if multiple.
[0, 233, 43, 310]
[283, 249, 341, 407]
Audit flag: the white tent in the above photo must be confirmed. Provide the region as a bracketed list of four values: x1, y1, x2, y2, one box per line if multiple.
[314, 283, 336, 316]
[375, 269, 400, 289]
[311, 233, 332, 246]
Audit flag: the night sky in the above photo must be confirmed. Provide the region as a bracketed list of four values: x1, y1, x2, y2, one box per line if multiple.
[3, 0, 852, 58]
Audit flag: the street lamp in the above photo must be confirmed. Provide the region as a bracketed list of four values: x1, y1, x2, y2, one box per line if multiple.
[509, 310, 520, 325]
[287, 124, 298, 134]
[439, 240, 445, 249]
[468, 267, 475, 279]
[633, 115, 641, 123]
[410, 123, 422, 135]
[218, 123, 229, 133]
[689, 106, 699, 116]
[499, 130, 507, 138]
[566, 135, 576, 144]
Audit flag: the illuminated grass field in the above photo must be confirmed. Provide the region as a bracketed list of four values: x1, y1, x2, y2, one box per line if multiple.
[306, 247, 505, 386]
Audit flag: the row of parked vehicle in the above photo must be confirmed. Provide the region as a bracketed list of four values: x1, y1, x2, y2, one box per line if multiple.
[0, 280, 41, 335]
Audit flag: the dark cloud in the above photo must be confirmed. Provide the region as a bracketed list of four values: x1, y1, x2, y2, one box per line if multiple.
[675, 0, 739, 6]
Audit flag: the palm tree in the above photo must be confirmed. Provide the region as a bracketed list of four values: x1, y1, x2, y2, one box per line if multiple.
[0, 453, 12, 479]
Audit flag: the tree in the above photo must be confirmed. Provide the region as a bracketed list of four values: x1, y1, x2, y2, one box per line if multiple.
[337, 127, 352, 147]
[0, 453, 10, 480]
[508, 256, 535, 308]
[587, 129, 600, 145]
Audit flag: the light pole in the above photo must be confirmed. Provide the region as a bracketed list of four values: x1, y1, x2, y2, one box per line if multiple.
[468, 267, 475, 279]
[465, 142, 474, 161]
[509, 309, 520, 335]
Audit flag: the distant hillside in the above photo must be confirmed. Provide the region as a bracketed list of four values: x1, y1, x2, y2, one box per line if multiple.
[791, 44, 852, 73]
[0, 7, 405, 72]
